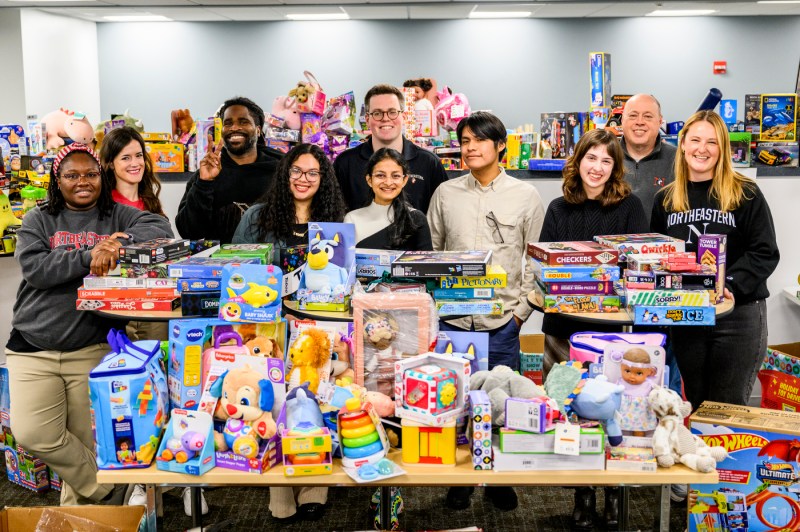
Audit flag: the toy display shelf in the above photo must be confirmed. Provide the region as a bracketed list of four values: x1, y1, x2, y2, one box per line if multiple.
[98, 447, 717, 532]
[783, 286, 800, 307]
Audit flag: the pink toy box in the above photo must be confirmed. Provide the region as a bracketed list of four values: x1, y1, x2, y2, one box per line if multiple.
[568, 332, 666, 365]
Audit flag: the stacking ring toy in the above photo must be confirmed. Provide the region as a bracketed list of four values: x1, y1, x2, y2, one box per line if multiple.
[342, 430, 379, 448]
[341, 423, 376, 439]
[340, 413, 372, 430]
[343, 439, 384, 459]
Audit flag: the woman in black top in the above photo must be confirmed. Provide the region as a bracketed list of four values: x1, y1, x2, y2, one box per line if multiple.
[538, 128, 648, 531]
[651, 110, 779, 409]
[343, 148, 432, 251]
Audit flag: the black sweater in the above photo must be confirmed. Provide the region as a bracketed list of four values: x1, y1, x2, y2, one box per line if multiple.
[651, 179, 779, 304]
[538, 195, 649, 339]
[356, 210, 433, 251]
[175, 146, 283, 243]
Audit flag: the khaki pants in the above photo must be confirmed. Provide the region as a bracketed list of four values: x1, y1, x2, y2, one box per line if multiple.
[269, 486, 328, 518]
[6, 344, 114, 505]
[125, 321, 168, 343]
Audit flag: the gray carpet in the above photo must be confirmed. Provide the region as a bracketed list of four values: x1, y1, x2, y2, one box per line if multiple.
[0, 476, 689, 531]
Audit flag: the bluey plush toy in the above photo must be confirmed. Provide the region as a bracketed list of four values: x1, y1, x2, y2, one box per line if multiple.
[304, 231, 349, 296]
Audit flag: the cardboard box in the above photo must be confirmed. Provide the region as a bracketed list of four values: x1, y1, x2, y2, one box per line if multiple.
[212, 243, 274, 264]
[536, 280, 615, 295]
[594, 233, 685, 261]
[590, 52, 612, 108]
[527, 241, 617, 266]
[119, 238, 191, 266]
[178, 278, 222, 293]
[534, 286, 621, 313]
[83, 275, 177, 289]
[730, 131, 753, 167]
[498, 426, 605, 454]
[468, 390, 493, 470]
[146, 142, 184, 172]
[531, 260, 620, 283]
[391, 250, 491, 278]
[745, 94, 761, 134]
[435, 299, 504, 317]
[438, 264, 507, 289]
[759, 93, 796, 141]
[433, 287, 495, 300]
[759, 343, 800, 412]
[76, 298, 180, 312]
[698, 234, 727, 303]
[77, 286, 178, 300]
[631, 305, 715, 326]
[394, 353, 470, 427]
[520, 334, 544, 385]
[625, 288, 711, 307]
[605, 446, 657, 472]
[492, 443, 605, 471]
[355, 248, 401, 278]
[0, 506, 145, 532]
[752, 140, 799, 167]
[690, 402, 800, 532]
[180, 290, 220, 317]
[168, 257, 261, 279]
[652, 266, 716, 291]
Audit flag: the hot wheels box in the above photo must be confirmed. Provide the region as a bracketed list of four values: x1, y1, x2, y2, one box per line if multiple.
[527, 241, 617, 266]
[690, 402, 800, 532]
[594, 233, 685, 261]
[531, 260, 620, 283]
[632, 305, 715, 326]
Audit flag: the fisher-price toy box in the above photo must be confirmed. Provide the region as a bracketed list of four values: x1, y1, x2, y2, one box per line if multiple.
[156, 410, 215, 475]
[394, 353, 470, 427]
[689, 402, 800, 532]
[167, 318, 287, 410]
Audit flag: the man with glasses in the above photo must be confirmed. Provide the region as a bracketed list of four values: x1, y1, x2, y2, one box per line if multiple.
[176, 96, 282, 244]
[334, 84, 448, 213]
[620, 93, 676, 221]
[427, 111, 544, 512]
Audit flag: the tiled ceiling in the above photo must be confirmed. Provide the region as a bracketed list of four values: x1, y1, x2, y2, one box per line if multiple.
[0, 0, 798, 21]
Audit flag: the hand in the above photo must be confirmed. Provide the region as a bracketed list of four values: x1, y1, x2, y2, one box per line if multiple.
[514, 315, 523, 328]
[90, 235, 125, 276]
[723, 288, 735, 303]
[199, 135, 223, 182]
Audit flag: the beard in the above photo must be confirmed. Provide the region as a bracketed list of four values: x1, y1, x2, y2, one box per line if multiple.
[224, 133, 257, 156]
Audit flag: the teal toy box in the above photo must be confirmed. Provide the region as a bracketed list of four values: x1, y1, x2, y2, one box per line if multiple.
[689, 402, 800, 532]
[89, 330, 169, 470]
[168, 318, 288, 410]
[219, 263, 282, 322]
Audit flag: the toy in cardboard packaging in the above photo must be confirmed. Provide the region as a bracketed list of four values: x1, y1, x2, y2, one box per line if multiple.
[219, 264, 282, 322]
[504, 396, 560, 433]
[468, 390, 493, 469]
[759, 93, 796, 141]
[286, 327, 331, 395]
[403, 364, 459, 416]
[531, 260, 620, 283]
[568, 331, 666, 366]
[212, 243, 274, 264]
[297, 222, 355, 311]
[401, 418, 456, 465]
[590, 52, 612, 109]
[603, 344, 665, 439]
[89, 330, 168, 469]
[145, 143, 184, 173]
[391, 250, 491, 278]
[337, 398, 389, 469]
[758, 343, 800, 412]
[395, 353, 470, 426]
[156, 409, 215, 475]
[697, 234, 727, 304]
[632, 305, 715, 326]
[594, 233, 685, 262]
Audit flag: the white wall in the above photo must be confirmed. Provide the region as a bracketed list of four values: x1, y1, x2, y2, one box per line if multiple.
[0, 9, 27, 127]
[21, 9, 101, 124]
[97, 17, 800, 132]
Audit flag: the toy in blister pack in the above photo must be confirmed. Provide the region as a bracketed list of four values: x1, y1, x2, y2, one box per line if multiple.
[297, 222, 356, 311]
[156, 409, 215, 475]
[89, 330, 169, 469]
[219, 263, 282, 322]
[352, 290, 437, 400]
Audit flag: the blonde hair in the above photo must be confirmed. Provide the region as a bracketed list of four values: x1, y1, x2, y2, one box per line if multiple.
[663, 110, 755, 212]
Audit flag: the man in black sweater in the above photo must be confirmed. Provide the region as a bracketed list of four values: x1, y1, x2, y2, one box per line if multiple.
[334, 84, 448, 213]
[176, 96, 283, 243]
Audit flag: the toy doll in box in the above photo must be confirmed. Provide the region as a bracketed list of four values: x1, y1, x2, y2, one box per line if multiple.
[352, 291, 437, 401]
[603, 344, 665, 439]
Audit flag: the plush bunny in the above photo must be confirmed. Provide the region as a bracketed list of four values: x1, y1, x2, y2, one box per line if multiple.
[647, 386, 728, 472]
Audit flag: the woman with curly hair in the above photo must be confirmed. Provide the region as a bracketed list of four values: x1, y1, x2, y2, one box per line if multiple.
[233, 143, 346, 250]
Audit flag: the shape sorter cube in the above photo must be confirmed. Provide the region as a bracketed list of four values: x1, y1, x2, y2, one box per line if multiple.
[394, 353, 470, 426]
[468, 390, 493, 470]
[403, 365, 458, 417]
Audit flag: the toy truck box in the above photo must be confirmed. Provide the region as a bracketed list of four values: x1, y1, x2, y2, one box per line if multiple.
[527, 241, 617, 267]
[689, 402, 800, 532]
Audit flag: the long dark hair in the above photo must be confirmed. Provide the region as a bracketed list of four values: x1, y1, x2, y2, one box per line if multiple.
[46, 151, 114, 219]
[562, 128, 630, 207]
[364, 148, 421, 249]
[99, 127, 165, 216]
[252, 144, 346, 242]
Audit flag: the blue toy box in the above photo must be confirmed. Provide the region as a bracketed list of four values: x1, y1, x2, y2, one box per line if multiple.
[297, 222, 356, 312]
[219, 263, 282, 322]
[632, 305, 715, 326]
[690, 402, 800, 532]
[167, 257, 261, 279]
[156, 409, 215, 475]
[89, 330, 169, 470]
[167, 318, 287, 410]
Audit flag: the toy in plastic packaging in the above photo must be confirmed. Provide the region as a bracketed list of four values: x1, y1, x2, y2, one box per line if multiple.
[297, 222, 356, 311]
[352, 290, 437, 399]
[219, 263, 282, 322]
[89, 329, 168, 469]
[156, 409, 215, 475]
[34, 507, 122, 532]
[322, 92, 356, 136]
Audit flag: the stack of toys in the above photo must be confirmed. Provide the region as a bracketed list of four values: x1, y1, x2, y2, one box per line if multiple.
[527, 241, 622, 314]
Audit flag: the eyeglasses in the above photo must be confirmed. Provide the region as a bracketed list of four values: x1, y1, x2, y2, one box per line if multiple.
[370, 173, 406, 182]
[59, 171, 102, 182]
[368, 109, 401, 121]
[486, 211, 505, 244]
[289, 166, 320, 182]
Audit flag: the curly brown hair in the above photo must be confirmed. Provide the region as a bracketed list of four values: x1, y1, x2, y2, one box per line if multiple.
[562, 128, 630, 207]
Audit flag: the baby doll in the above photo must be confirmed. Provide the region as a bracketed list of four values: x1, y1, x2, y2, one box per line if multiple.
[616, 347, 658, 436]
[402, 78, 436, 111]
[363, 313, 401, 398]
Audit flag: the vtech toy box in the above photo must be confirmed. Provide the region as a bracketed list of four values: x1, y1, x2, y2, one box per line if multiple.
[690, 402, 800, 532]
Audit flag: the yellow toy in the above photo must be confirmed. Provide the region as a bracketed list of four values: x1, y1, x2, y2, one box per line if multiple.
[401, 418, 456, 465]
[235, 282, 279, 308]
[287, 328, 331, 394]
[0, 193, 22, 236]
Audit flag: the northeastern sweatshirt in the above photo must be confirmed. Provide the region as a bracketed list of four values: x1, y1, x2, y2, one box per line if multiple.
[9, 204, 173, 352]
[651, 179, 779, 303]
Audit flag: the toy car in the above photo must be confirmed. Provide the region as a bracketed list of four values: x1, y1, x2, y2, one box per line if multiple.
[757, 148, 792, 166]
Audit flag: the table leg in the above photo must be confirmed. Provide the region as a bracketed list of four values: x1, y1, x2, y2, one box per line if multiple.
[145, 484, 157, 532]
[191, 487, 202, 528]
[618, 486, 630, 531]
[655, 484, 671, 532]
[380, 486, 392, 529]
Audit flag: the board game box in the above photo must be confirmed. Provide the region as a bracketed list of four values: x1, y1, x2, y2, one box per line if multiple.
[391, 250, 492, 278]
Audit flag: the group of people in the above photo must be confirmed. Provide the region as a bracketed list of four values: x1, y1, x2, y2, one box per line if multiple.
[5, 83, 779, 530]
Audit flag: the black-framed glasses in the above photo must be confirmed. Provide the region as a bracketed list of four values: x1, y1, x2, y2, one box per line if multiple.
[368, 109, 401, 121]
[288, 167, 321, 182]
[59, 171, 102, 182]
[486, 211, 504, 244]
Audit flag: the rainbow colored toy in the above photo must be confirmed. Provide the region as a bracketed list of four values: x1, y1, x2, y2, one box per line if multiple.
[337, 398, 389, 469]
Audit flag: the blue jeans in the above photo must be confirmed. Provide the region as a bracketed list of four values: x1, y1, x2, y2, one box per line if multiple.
[440, 318, 521, 371]
[671, 299, 767, 409]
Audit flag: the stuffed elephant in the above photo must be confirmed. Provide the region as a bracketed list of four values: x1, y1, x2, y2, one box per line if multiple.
[470, 365, 545, 427]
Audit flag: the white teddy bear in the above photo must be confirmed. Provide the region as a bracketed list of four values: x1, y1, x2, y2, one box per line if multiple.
[647, 386, 728, 473]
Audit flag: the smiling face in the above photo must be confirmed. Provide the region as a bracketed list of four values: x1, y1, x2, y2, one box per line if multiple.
[222, 104, 258, 156]
[367, 158, 408, 206]
[58, 153, 103, 211]
[622, 94, 662, 154]
[681, 120, 720, 182]
[110, 139, 145, 186]
[460, 126, 504, 174]
[366, 93, 403, 145]
[579, 144, 614, 199]
[289, 153, 321, 202]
